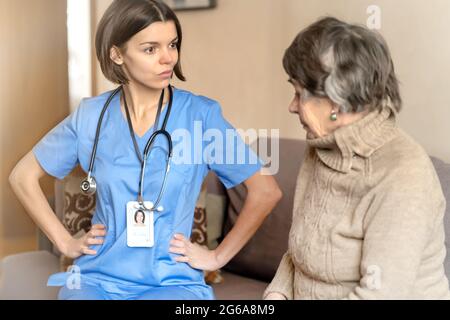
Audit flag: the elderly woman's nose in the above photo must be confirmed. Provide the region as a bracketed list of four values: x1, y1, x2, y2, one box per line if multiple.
[289, 100, 299, 114]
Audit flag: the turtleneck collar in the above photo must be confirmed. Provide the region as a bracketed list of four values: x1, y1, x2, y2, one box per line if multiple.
[307, 102, 398, 173]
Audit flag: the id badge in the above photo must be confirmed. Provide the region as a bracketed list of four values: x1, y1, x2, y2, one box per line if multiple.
[126, 201, 154, 248]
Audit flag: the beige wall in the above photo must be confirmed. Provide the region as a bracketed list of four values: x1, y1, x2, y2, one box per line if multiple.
[93, 0, 450, 163]
[0, 0, 69, 257]
[285, 0, 450, 162]
[93, 0, 300, 138]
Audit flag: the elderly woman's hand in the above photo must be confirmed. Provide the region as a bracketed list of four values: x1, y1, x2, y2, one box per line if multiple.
[264, 292, 287, 300]
[169, 233, 223, 271]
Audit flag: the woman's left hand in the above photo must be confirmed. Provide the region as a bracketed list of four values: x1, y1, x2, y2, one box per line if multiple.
[169, 234, 223, 271]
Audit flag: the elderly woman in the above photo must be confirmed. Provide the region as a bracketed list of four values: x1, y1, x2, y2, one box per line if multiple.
[264, 17, 450, 300]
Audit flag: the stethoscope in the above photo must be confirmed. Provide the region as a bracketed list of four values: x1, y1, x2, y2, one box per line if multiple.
[80, 85, 174, 213]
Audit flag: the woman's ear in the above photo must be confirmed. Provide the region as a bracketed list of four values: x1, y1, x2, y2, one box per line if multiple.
[331, 102, 340, 114]
[110, 46, 123, 65]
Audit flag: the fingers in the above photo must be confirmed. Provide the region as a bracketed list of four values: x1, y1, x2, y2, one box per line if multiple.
[81, 225, 106, 255]
[89, 229, 107, 237]
[68, 225, 106, 258]
[169, 247, 186, 255]
[174, 256, 189, 263]
[173, 233, 186, 241]
[169, 238, 186, 255]
[169, 233, 200, 266]
[172, 234, 190, 248]
[170, 239, 185, 248]
[170, 234, 190, 260]
[91, 224, 106, 230]
[81, 247, 97, 255]
[87, 237, 104, 245]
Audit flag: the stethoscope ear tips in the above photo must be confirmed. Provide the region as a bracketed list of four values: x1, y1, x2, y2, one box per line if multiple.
[80, 177, 97, 195]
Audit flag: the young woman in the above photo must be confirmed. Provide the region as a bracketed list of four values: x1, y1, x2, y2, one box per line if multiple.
[10, 0, 281, 300]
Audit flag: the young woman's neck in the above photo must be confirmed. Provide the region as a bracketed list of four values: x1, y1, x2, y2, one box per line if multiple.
[122, 83, 170, 120]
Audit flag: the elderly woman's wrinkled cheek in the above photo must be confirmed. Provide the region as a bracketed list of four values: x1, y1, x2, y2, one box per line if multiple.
[298, 104, 309, 125]
[301, 108, 319, 136]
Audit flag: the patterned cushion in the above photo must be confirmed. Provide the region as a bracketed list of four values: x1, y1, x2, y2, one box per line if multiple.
[62, 188, 96, 237]
[190, 184, 208, 246]
[59, 172, 223, 284]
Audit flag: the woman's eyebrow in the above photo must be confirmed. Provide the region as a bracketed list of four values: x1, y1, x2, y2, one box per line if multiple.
[139, 37, 179, 46]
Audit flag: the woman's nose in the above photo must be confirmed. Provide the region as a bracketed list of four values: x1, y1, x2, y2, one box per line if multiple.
[288, 100, 298, 114]
[160, 49, 174, 65]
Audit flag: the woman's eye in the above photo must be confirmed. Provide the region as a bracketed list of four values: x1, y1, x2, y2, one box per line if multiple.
[144, 47, 156, 54]
[169, 42, 178, 49]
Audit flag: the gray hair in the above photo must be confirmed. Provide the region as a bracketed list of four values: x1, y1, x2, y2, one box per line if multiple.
[283, 17, 402, 113]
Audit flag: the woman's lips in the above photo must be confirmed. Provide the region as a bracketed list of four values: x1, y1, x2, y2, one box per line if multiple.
[159, 70, 173, 78]
[300, 120, 309, 130]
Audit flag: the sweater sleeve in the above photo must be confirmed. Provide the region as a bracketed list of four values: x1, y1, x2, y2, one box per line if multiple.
[345, 162, 445, 300]
[263, 252, 295, 300]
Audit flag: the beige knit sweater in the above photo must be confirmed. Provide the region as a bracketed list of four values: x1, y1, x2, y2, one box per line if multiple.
[264, 104, 450, 299]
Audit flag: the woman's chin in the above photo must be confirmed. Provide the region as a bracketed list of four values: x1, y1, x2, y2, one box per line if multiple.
[143, 79, 171, 90]
[159, 78, 172, 87]
[306, 131, 316, 140]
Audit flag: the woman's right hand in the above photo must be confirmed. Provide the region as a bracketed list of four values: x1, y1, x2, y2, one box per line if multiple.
[264, 292, 288, 300]
[60, 224, 106, 259]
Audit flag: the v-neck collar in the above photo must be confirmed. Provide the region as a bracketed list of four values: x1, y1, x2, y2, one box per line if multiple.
[114, 88, 174, 142]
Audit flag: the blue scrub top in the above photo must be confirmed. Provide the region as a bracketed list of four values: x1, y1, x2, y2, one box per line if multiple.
[33, 87, 262, 293]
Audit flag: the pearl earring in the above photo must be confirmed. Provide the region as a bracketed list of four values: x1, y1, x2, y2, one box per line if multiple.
[330, 110, 338, 121]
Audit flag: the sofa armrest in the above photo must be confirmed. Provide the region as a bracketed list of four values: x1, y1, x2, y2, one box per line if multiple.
[0, 251, 60, 300]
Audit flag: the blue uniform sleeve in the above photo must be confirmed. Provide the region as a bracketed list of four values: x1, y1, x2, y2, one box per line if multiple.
[204, 102, 262, 189]
[32, 101, 83, 180]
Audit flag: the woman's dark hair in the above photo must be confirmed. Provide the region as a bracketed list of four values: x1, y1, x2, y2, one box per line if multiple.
[134, 210, 145, 224]
[283, 17, 402, 113]
[96, 0, 186, 84]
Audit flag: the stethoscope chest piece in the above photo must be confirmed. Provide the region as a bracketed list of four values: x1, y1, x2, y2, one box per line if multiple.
[80, 176, 97, 195]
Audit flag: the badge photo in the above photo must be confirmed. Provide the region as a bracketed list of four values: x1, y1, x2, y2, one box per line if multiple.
[127, 201, 154, 248]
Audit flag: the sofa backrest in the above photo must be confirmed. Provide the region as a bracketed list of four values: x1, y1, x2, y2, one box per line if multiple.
[430, 156, 450, 277]
[223, 138, 306, 281]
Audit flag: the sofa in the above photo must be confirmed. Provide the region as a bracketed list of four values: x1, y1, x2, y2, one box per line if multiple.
[1, 138, 449, 300]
